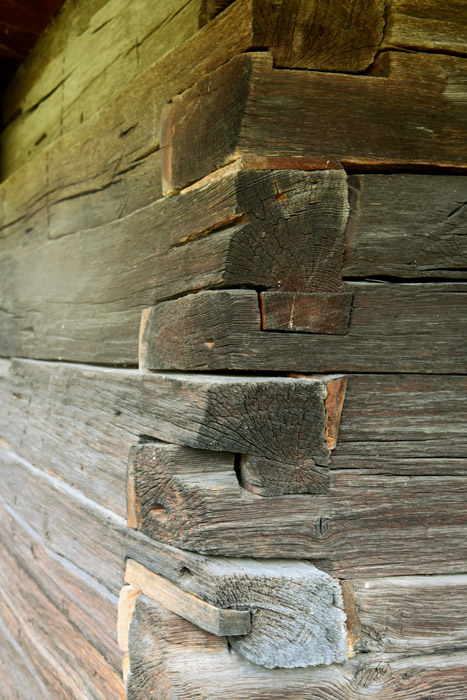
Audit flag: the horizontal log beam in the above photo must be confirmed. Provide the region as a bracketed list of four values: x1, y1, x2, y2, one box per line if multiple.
[141, 285, 467, 373]
[126, 597, 467, 699]
[126, 442, 467, 574]
[164, 52, 467, 191]
[2, 167, 466, 364]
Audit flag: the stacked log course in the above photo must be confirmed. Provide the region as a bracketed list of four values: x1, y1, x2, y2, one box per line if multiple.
[0, 0, 466, 698]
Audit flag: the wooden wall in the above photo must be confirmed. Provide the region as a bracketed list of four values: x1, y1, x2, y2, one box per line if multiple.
[1, 0, 467, 698]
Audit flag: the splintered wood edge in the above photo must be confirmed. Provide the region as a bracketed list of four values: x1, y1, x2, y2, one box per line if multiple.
[325, 377, 348, 450]
[124, 559, 251, 637]
[118, 585, 140, 652]
[180, 156, 343, 195]
[138, 308, 151, 370]
[341, 580, 362, 658]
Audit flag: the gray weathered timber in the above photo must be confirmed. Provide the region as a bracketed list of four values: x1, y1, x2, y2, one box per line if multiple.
[124, 560, 252, 637]
[0, 447, 348, 669]
[0, 169, 348, 363]
[0, 617, 55, 700]
[124, 560, 347, 669]
[344, 174, 467, 280]
[353, 575, 467, 655]
[0, 359, 334, 509]
[1, 359, 465, 517]
[142, 285, 467, 373]
[165, 52, 467, 191]
[126, 442, 467, 574]
[0, 500, 121, 679]
[127, 598, 467, 700]
[0, 504, 125, 700]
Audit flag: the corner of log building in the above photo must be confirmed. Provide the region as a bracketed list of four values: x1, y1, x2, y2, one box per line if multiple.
[1, 0, 467, 698]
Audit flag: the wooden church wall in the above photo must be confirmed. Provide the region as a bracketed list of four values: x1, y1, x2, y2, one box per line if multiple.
[0, 0, 466, 697]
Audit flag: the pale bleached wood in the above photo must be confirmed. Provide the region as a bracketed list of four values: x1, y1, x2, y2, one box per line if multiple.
[0, 505, 125, 700]
[124, 560, 252, 637]
[118, 585, 139, 653]
[0, 500, 121, 677]
[142, 284, 467, 373]
[127, 597, 467, 699]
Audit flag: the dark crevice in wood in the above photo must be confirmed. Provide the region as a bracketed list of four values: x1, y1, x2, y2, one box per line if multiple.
[343, 275, 467, 284]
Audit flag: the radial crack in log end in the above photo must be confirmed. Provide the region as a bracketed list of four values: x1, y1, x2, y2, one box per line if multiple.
[260, 292, 353, 334]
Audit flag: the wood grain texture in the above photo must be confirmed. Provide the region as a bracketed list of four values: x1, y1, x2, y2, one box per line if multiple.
[0, 168, 348, 363]
[0, 359, 334, 508]
[3, 168, 465, 365]
[126, 597, 467, 699]
[382, 0, 467, 55]
[126, 442, 467, 575]
[142, 284, 467, 373]
[124, 559, 252, 637]
[0, 0, 264, 250]
[344, 174, 467, 280]
[0, 502, 124, 700]
[353, 575, 467, 655]
[166, 51, 467, 191]
[0, 445, 348, 669]
[1, 0, 207, 177]
[260, 291, 353, 333]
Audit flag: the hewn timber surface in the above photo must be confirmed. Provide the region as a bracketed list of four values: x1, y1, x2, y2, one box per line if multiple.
[142, 285, 467, 373]
[2, 359, 465, 515]
[127, 441, 467, 574]
[126, 597, 467, 700]
[164, 52, 467, 190]
[2, 168, 465, 365]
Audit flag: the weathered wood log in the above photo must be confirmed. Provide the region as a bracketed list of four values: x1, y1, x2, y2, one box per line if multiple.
[0, 502, 125, 700]
[1, 0, 393, 179]
[0, 168, 348, 363]
[3, 167, 465, 364]
[126, 597, 467, 699]
[0, 359, 337, 503]
[126, 442, 467, 573]
[0, 0, 208, 178]
[2, 359, 465, 519]
[0, 0, 283, 248]
[0, 616, 56, 700]
[124, 559, 347, 669]
[382, 0, 467, 56]
[124, 559, 252, 637]
[164, 51, 467, 191]
[0, 499, 122, 678]
[344, 174, 467, 280]
[353, 575, 467, 655]
[141, 285, 467, 373]
[0, 446, 348, 669]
